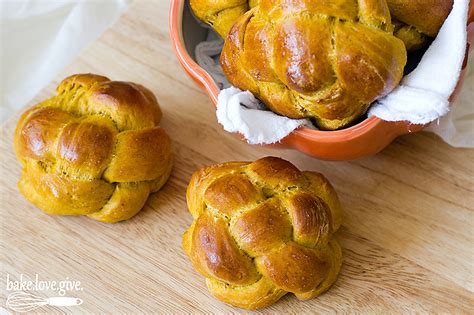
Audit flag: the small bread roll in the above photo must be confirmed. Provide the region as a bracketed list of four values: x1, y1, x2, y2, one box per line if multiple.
[14, 74, 173, 223]
[183, 157, 342, 309]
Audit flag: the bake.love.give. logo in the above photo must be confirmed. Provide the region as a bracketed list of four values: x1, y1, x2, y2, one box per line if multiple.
[5, 274, 84, 313]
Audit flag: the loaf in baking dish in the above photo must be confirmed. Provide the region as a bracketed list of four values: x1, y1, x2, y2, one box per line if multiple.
[190, 0, 453, 129]
[221, 0, 407, 130]
[14, 74, 173, 223]
[183, 157, 342, 309]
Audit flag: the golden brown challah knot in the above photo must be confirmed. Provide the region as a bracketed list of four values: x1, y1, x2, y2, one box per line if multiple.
[14, 74, 173, 223]
[183, 157, 342, 309]
[387, 0, 453, 51]
[190, 0, 258, 38]
[221, 0, 407, 130]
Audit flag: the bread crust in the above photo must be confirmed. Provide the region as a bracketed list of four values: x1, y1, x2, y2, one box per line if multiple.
[220, 0, 407, 130]
[183, 157, 342, 309]
[191, 0, 453, 128]
[14, 74, 173, 223]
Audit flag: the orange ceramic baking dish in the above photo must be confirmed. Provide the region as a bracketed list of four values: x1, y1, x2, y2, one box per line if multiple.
[169, 0, 474, 160]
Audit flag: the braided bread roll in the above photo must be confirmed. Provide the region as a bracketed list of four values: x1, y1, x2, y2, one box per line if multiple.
[183, 157, 342, 309]
[14, 74, 173, 223]
[220, 0, 407, 130]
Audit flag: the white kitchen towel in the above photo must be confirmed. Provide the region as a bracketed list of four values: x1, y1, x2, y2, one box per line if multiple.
[195, 35, 230, 89]
[0, 0, 131, 123]
[426, 58, 474, 147]
[368, 0, 469, 124]
[196, 0, 472, 146]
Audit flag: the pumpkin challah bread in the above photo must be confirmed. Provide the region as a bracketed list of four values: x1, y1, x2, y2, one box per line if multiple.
[220, 0, 407, 130]
[14, 74, 173, 223]
[183, 157, 342, 309]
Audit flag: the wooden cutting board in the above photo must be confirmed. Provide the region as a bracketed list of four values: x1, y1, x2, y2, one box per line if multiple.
[1, 0, 473, 313]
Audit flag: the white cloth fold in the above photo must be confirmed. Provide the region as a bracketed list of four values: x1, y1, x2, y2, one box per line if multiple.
[369, 86, 450, 124]
[196, 0, 472, 146]
[195, 39, 229, 89]
[368, 0, 469, 124]
[216, 87, 308, 144]
[426, 59, 474, 147]
[0, 0, 131, 123]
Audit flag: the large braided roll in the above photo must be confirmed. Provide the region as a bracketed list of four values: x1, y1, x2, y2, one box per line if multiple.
[183, 157, 342, 309]
[220, 0, 407, 130]
[14, 74, 173, 223]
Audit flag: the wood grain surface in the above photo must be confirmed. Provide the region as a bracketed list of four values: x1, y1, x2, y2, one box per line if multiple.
[1, 0, 473, 313]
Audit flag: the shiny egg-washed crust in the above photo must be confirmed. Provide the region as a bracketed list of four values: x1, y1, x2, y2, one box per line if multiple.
[14, 74, 173, 223]
[183, 157, 342, 309]
[190, 0, 452, 52]
[220, 0, 407, 130]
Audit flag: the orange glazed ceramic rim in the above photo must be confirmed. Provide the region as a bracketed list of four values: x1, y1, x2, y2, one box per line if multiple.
[169, 0, 474, 160]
